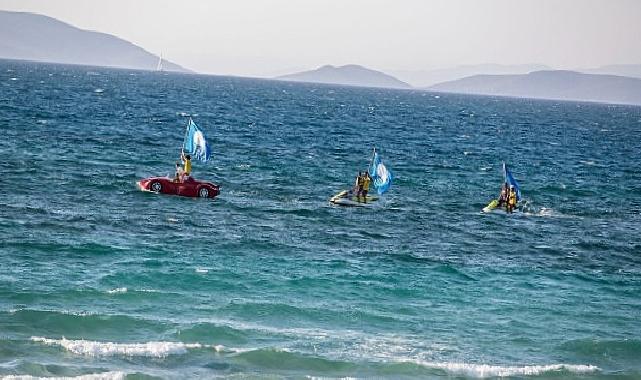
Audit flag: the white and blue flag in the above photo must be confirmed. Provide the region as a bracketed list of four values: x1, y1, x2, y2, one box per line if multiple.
[183, 118, 211, 162]
[369, 151, 393, 195]
[503, 162, 521, 201]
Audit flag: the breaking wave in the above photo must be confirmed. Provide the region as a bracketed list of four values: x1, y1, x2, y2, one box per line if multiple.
[406, 360, 599, 378]
[1, 372, 126, 380]
[31, 337, 223, 358]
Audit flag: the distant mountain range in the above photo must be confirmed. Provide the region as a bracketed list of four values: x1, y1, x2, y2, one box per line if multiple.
[391, 64, 552, 88]
[583, 64, 641, 79]
[430, 70, 641, 105]
[2, 10, 641, 105]
[275, 64, 641, 105]
[276, 64, 411, 89]
[0, 10, 190, 72]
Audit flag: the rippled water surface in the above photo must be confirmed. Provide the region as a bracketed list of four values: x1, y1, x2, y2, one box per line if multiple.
[1, 60, 641, 379]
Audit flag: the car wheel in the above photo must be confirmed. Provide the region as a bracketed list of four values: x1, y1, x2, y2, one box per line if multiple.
[150, 181, 162, 192]
[198, 187, 209, 198]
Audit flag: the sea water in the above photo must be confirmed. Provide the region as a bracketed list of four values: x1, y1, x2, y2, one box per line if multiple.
[1, 60, 640, 379]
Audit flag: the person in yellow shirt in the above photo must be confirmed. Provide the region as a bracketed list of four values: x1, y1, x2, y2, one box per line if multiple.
[181, 152, 192, 181]
[507, 185, 517, 213]
[361, 172, 372, 203]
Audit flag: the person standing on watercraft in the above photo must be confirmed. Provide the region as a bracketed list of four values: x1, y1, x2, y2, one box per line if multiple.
[361, 172, 372, 203]
[497, 182, 508, 208]
[174, 161, 183, 183]
[507, 185, 517, 213]
[354, 171, 364, 197]
[181, 151, 192, 181]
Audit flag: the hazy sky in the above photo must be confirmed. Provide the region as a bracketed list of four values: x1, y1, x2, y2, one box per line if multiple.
[1, 0, 640, 76]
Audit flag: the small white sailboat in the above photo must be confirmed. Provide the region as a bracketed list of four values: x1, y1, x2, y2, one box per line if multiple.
[156, 53, 164, 72]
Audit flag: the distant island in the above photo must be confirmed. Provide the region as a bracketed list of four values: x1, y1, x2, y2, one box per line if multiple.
[391, 64, 551, 88]
[584, 64, 641, 80]
[276, 64, 411, 89]
[0, 10, 191, 73]
[2, 9, 640, 106]
[430, 70, 641, 106]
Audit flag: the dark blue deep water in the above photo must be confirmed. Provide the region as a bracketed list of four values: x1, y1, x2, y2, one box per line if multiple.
[1, 60, 641, 379]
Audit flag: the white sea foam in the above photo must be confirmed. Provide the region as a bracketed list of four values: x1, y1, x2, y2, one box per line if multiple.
[538, 207, 554, 216]
[9, 309, 94, 317]
[189, 317, 443, 360]
[31, 337, 222, 357]
[195, 268, 209, 273]
[405, 360, 598, 378]
[137, 288, 162, 293]
[9, 77, 18, 81]
[106, 287, 127, 294]
[93, 88, 104, 93]
[1, 371, 126, 380]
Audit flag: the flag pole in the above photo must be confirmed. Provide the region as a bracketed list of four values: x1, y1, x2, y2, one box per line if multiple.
[369, 147, 376, 174]
[182, 117, 191, 157]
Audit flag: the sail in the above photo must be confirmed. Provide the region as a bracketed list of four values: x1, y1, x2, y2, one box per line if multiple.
[369, 151, 393, 195]
[183, 118, 211, 162]
[503, 162, 521, 201]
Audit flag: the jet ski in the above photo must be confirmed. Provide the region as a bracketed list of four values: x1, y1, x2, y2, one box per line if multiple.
[329, 190, 379, 207]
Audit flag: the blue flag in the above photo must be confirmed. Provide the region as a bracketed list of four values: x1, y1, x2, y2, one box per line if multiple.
[369, 152, 393, 195]
[503, 162, 521, 201]
[183, 118, 211, 162]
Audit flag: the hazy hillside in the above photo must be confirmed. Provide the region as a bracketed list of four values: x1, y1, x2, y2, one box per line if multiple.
[276, 64, 411, 89]
[430, 70, 641, 105]
[391, 64, 550, 88]
[0, 11, 191, 72]
[584, 64, 641, 79]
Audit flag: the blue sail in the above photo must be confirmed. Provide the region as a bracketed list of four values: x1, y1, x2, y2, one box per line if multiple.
[503, 162, 521, 201]
[369, 151, 393, 195]
[183, 118, 211, 162]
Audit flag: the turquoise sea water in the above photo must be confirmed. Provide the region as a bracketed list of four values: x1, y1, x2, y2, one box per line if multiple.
[1, 60, 641, 379]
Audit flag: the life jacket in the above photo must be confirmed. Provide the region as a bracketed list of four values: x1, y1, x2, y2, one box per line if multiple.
[362, 176, 371, 190]
[508, 190, 517, 205]
[184, 159, 192, 175]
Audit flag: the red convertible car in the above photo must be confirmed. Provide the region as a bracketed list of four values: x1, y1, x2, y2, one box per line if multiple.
[138, 176, 220, 198]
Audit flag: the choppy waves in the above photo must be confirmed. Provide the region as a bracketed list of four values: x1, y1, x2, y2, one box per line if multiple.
[2, 60, 641, 378]
[1, 372, 126, 380]
[31, 337, 223, 357]
[404, 360, 599, 378]
[27, 336, 599, 378]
